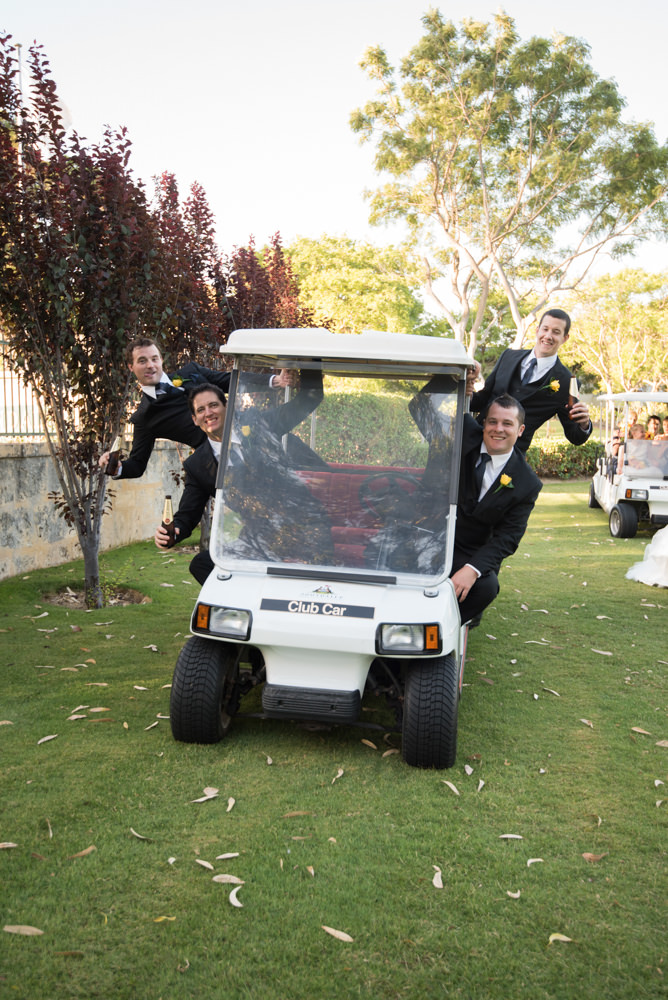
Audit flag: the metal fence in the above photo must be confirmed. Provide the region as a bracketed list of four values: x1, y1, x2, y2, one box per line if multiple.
[0, 340, 47, 439]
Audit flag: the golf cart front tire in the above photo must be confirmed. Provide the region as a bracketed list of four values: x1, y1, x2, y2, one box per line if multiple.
[609, 503, 638, 538]
[402, 654, 459, 769]
[170, 636, 240, 744]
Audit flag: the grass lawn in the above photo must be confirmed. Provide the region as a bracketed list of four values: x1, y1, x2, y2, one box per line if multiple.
[1, 480, 665, 1000]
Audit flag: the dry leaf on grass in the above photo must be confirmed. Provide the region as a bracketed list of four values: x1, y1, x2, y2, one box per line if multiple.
[226, 798, 235, 813]
[195, 859, 214, 870]
[0, 843, 18, 849]
[591, 649, 612, 656]
[631, 727, 651, 735]
[464, 764, 474, 776]
[0, 720, 14, 726]
[306, 866, 315, 877]
[477, 780, 485, 792]
[442, 780, 460, 796]
[332, 768, 344, 784]
[4, 925, 43, 936]
[88, 707, 110, 714]
[506, 890, 521, 898]
[548, 933, 573, 944]
[69, 845, 96, 858]
[382, 749, 399, 758]
[229, 885, 243, 908]
[499, 834, 523, 840]
[527, 858, 544, 866]
[191, 787, 219, 803]
[580, 719, 594, 729]
[542, 688, 560, 697]
[655, 780, 665, 788]
[361, 739, 377, 750]
[134, 685, 148, 691]
[582, 852, 607, 863]
[154, 916, 176, 922]
[144, 721, 159, 731]
[216, 852, 240, 860]
[37, 734, 58, 745]
[130, 828, 152, 841]
[283, 811, 312, 818]
[321, 925, 353, 942]
[212, 873, 244, 884]
[432, 865, 443, 889]
[656, 740, 668, 748]
[67, 714, 87, 722]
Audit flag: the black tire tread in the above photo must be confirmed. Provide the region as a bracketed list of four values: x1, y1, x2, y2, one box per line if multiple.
[402, 654, 459, 769]
[170, 636, 239, 744]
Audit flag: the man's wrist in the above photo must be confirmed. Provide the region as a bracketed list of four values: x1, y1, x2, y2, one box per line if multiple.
[465, 562, 481, 579]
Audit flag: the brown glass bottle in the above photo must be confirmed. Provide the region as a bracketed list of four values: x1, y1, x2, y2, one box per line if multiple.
[161, 495, 176, 548]
[568, 377, 578, 418]
[105, 436, 121, 475]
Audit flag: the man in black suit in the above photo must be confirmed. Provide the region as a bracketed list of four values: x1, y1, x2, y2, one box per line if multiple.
[452, 394, 543, 624]
[469, 309, 591, 452]
[99, 338, 291, 479]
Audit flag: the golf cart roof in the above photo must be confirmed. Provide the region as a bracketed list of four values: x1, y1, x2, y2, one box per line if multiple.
[222, 328, 474, 369]
[597, 392, 668, 404]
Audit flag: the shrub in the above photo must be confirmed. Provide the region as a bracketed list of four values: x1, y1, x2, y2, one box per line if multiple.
[525, 438, 604, 478]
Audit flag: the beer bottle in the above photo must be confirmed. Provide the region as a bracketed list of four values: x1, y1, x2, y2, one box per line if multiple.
[161, 495, 176, 548]
[105, 436, 121, 476]
[568, 377, 578, 418]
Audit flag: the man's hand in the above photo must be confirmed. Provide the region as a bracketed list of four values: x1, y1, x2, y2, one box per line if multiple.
[98, 451, 110, 470]
[450, 565, 479, 603]
[272, 369, 297, 389]
[466, 362, 481, 397]
[569, 401, 590, 427]
[155, 524, 180, 548]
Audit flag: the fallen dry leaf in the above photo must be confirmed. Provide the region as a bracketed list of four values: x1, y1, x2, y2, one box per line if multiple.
[191, 787, 219, 803]
[361, 739, 377, 750]
[464, 764, 474, 776]
[306, 866, 315, 877]
[226, 798, 235, 813]
[195, 859, 214, 871]
[631, 727, 651, 735]
[499, 834, 523, 840]
[69, 845, 96, 859]
[656, 740, 668, 748]
[655, 780, 665, 788]
[582, 852, 607, 863]
[580, 719, 594, 728]
[506, 890, 521, 899]
[228, 885, 243, 908]
[154, 916, 176, 922]
[212, 873, 244, 884]
[332, 768, 344, 784]
[3, 925, 44, 936]
[134, 685, 148, 691]
[432, 865, 443, 889]
[67, 714, 87, 722]
[591, 649, 612, 656]
[527, 858, 544, 867]
[283, 811, 312, 818]
[130, 828, 152, 841]
[144, 721, 159, 731]
[37, 734, 58, 745]
[0, 843, 18, 849]
[0, 720, 14, 726]
[442, 780, 460, 796]
[321, 925, 353, 943]
[542, 688, 560, 697]
[88, 707, 110, 713]
[216, 852, 240, 860]
[548, 933, 573, 945]
[382, 749, 399, 758]
[477, 780, 485, 792]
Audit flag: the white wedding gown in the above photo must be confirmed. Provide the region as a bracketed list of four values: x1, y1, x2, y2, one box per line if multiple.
[626, 526, 668, 587]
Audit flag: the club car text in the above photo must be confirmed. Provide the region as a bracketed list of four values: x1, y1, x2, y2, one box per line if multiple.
[260, 598, 375, 619]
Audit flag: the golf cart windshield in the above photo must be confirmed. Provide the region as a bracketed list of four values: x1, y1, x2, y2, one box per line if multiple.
[211, 362, 464, 583]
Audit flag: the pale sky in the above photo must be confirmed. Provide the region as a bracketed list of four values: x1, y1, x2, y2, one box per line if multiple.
[4, 0, 668, 271]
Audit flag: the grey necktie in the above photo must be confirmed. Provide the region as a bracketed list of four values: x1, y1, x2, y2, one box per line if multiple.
[521, 357, 538, 385]
[474, 452, 491, 495]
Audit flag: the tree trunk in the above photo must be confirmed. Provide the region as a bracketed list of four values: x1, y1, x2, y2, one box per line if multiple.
[81, 535, 103, 609]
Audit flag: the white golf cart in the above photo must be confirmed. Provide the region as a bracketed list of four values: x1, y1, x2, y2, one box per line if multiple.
[589, 391, 668, 537]
[170, 329, 475, 768]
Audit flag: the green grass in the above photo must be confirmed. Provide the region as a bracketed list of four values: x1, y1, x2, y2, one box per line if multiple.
[1, 482, 666, 1000]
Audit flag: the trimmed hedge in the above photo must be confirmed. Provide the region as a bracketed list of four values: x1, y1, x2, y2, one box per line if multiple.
[525, 438, 604, 479]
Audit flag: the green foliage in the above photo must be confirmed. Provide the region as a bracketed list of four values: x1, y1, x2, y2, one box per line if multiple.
[561, 269, 668, 393]
[1, 487, 666, 999]
[526, 439, 604, 479]
[351, 12, 668, 352]
[287, 234, 448, 336]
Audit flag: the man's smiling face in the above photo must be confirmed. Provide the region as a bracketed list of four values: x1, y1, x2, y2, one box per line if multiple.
[129, 344, 164, 386]
[191, 390, 226, 441]
[482, 401, 525, 455]
[534, 315, 569, 358]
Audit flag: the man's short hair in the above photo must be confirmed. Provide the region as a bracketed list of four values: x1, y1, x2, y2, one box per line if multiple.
[125, 337, 161, 365]
[188, 382, 226, 415]
[539, 308, 571, 336]
[488, 393, 525, 425]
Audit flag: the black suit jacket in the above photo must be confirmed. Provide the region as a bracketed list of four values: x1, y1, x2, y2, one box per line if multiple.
[172, 440, 218, 544]
[118, 362, 232, 479]
[470, 350, 591, 452]
[455, 416, 542, 576]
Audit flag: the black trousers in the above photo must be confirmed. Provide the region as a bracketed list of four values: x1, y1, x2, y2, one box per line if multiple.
[189, 550, 215, 585]
[450, 548, 499, 624]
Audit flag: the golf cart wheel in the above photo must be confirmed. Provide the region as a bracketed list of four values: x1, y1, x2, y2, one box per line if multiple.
[588, 483, 601, 509]
[609, 503, 638, 539]
[170, 636, 241, 744]
[402, 654, 459, 769]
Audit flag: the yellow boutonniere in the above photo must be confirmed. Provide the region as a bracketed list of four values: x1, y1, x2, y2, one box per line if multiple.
[241, 425, 251, 437]
[549, 379, 560, 393]
[171, 377, 183, 387]
[493, 474, 514, 494]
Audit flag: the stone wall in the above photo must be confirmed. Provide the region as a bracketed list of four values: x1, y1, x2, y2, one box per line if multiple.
[0, 441, 185, 579]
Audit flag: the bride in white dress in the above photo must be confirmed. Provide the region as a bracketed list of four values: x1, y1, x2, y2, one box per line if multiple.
[626, 526, 668, 587]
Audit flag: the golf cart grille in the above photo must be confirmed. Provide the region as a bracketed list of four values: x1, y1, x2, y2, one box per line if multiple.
[262, 684, 361, 723]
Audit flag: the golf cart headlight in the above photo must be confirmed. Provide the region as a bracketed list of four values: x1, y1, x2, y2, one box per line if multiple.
[377, 623, 441, 654]
[194, 603, 251, 640]
[625, 488, 648, 500]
